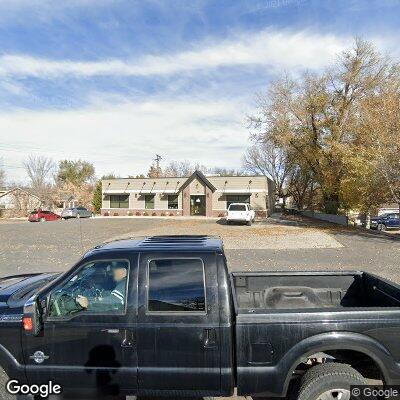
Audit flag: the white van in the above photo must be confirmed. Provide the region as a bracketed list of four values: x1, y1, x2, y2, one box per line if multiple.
[226, 203, 255, 225]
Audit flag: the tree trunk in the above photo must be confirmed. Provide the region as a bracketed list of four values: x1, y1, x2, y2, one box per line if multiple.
[323, 193, 340, 215]
[365, 212, 371, 229]
[280, 193, 286, 212]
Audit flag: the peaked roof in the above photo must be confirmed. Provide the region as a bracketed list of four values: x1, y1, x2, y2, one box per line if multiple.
[179, 170, 217, 192]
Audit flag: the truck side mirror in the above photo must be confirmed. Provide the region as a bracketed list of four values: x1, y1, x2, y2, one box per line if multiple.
[23, 296, 43, 336]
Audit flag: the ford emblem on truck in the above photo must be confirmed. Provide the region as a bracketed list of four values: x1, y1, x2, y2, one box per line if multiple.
[30, 351, 49, 364]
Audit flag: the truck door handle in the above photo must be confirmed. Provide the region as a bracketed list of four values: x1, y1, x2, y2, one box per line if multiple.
[121, 338, 133, 348]
[203, 328, 217, 348]
[101, 329, 120, 334]
[121, 330, 135, 349]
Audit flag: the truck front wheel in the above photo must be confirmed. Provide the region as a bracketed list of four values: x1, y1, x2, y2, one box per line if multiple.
[297, 363, 368, 400]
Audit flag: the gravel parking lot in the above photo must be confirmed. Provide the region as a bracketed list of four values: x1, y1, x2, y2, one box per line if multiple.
[0, 215, 399, 279]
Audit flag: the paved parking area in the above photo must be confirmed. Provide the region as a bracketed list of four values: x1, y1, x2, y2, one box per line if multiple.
[0, 216, 399, 399]
[0, 215, 399, 279]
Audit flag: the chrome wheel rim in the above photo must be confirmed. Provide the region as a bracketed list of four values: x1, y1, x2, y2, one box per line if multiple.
[317, 389, 351, 400]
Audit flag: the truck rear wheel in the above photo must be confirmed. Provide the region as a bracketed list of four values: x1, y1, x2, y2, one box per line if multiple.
[297, 363, 367, 400]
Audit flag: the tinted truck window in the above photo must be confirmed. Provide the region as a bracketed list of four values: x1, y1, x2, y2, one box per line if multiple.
[229, 204, 246, 211]
[148, 259, 205, 312]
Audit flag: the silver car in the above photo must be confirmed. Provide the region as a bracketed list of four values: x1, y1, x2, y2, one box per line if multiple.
[61, 207, 92, 219]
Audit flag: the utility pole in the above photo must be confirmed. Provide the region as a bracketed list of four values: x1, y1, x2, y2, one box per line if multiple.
[154, 154, 162, 170]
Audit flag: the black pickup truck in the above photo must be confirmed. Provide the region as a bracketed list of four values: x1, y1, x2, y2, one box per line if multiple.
[1, 235, 400, 399]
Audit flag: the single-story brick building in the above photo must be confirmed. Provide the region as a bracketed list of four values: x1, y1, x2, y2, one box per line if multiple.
[102, 171, 275, 218]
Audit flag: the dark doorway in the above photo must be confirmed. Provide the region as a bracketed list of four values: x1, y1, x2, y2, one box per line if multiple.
[190, 195, 206, 216]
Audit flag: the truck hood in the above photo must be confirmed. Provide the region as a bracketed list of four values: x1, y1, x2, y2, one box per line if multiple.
[0, 273, 59, 312]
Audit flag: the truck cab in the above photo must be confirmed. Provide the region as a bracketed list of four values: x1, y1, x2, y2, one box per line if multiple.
[21, 236, 234, 397]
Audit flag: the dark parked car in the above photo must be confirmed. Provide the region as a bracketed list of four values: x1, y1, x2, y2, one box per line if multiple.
[2, 236, 400, 399]
[370, 212, 399, 231]
[28, 210, 60, 222]
[61, 206, 92, 219]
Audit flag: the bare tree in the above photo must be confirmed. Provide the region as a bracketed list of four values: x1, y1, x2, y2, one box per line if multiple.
[243, 140, 291, 205]
[164, 160, 194, 177]
[211, 167, 244, 176]
[0, 158, 5, 187]
[286, 165, 315, 210]
[147, 158, 243, 178]
[23, 155, 55, 199]
[164, 160, 226, 177]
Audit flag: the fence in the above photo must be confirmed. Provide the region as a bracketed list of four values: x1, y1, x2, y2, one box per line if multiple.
[300, 210, 348, 226]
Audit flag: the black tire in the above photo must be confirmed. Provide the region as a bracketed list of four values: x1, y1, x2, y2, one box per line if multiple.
[297, 363, 368, 400]
[378, 223, 386, 231]
[246, 220, 252, 226]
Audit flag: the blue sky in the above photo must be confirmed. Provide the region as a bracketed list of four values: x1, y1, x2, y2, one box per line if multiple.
[1, 0, 400, 182]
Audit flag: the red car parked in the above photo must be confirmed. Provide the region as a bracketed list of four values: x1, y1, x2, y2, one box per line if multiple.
[28, 210, 61, 222]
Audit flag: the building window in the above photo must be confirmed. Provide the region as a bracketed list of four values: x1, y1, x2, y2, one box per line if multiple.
[147, 258, 206, 312]
[110, 195, 129, 208]
[145, 194, 155, 209]
[168, 195, 179, 209]
[226, 195, 250, 208]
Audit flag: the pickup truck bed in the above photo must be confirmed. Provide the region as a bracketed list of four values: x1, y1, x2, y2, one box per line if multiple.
[231, 271, 400, 397]
[232, 271, 400, 310]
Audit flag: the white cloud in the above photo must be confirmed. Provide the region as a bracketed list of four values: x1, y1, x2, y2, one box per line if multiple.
[0, 30, 349, 79]
[0, 79, 28, 96]
[0, 98, 249, 182]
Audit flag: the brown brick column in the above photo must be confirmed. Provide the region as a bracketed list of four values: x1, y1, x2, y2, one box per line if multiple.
[182, 187, 190, 216]
[205, 187, 213, 217]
